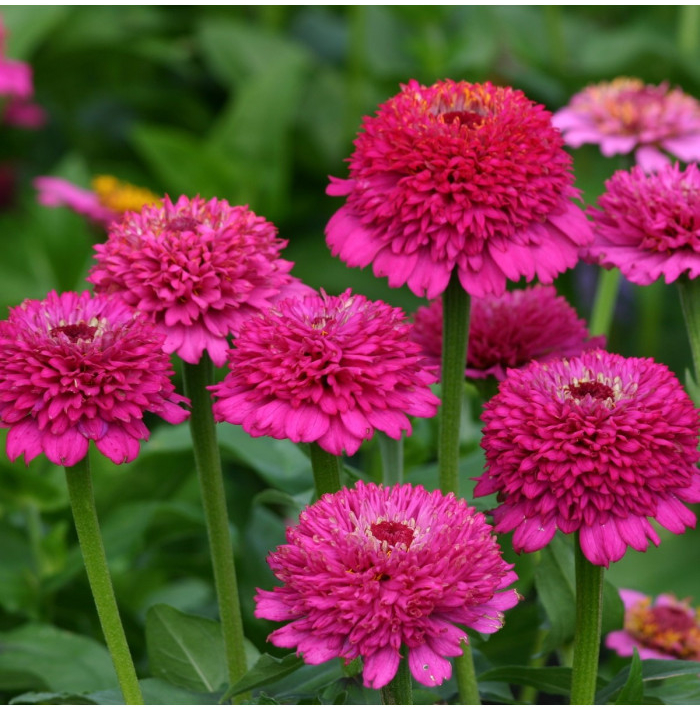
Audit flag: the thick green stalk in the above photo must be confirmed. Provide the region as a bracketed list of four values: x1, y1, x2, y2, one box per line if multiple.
[677, 277, 700, 383]
[380, 653, 413, 705]
[182, 356, 247, 696]
[570, 535, 604, 705]
[309, 441, 342, 497]
[455, 639, 481, 705]
[377, 432, 403, 486]
[678, 5, 700, 57]
[589, 268, 620, 338]
[64, 458, 143, 705]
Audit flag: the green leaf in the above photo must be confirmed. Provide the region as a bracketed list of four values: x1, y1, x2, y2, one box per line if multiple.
[477, 666, 572, 697]
[221, 653, 305, 702]
[615, 649, 644, 704]
[146, 604, 227, 693]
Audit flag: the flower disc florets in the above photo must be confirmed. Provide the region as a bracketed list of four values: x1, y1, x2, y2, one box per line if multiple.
[0, 290, 189, 466]
[256, 481, 520, 689]
[587, 163, 700, 285]
[475, 350, 700, 567]
[326, 79, 592, 299]
[553, 78, 700, 172]
[210, 289, 440, 455]
[411, 285, 604, 380]
[88, 195, 308, 365]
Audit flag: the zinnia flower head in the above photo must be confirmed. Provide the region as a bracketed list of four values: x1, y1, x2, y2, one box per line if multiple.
[474, 350, 700, 567]
[606, 589, 700, 661]
[553, 78, 700, 172]
[88, 195, 309, 366]
[586, 162, 700, 286]
[0, 290, 189, 467]
[256, 481, 520, 689]
[411, 285, 604, 380]
[326, 79, 592, 300]
[210, 289, 440, 455]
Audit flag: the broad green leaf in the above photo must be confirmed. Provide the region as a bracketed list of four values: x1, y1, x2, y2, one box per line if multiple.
[221, 653, 305, 701]
[2, 6, 72, 58]
[477, 666, 572, 697]
[615, 649, 644, 704]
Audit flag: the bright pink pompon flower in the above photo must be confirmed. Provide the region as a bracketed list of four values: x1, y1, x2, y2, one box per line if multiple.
[256, 481, 520, 689]
[586, 163, 700, 286]
[553, 78, 700, 172]
[210, 289, 440, 456]
[606, 589, 700, 661]
[474, 350, 700, 567]
[0, 290, 189, 466]
[411, 285, 604, 380]
[88, 195, 309, 366]
[326, 79, 592, 300]
[34, 177, 119, 227]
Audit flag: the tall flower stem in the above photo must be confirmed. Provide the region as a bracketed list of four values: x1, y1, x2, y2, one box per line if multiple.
[377, 432, 403, 486]
[570, 535, 604, 705]
[589, 268, 620, 338]
[309, 442, 342, 497]
[64, 457, 143, 705]
[182, 356, 247, 696]
[380, 653, 413, 705]
[438, 272, 477, 704]
[677, 276, 700, 383]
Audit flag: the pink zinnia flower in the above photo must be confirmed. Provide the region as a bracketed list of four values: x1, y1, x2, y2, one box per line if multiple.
[586, 163, 700, 286]
[474, 350, 700, 567]
[88, 195, 308, 366]
[411, 285, 604, 380]
[326, 79, 592, 299]
[256, 481, 520, 689]
[0, 290, 189, 467]
[606, 589, 700, 661]
[210, 289, 440, 456]
[553, 78, 700, 172]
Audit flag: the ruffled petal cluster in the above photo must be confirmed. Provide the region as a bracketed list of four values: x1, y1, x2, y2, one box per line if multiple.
[553, 78, 700, 172]
[475, 350, 700, 567]
[256, 481, 520, 689]
[587, 163, 700, 285]
[89, 195, 309, 366]
[326, 79, 592, 299]
[606, 589, 700, 661]
[0, 290, 189, 466]
[210, 289, 440, 456]
[411, 285, 604, 380]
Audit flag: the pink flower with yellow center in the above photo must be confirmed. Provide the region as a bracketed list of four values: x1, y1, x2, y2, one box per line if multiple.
[89, 195, 309, 366]
[411, 285, 604, 380]
[606, 589, 700, 661]
[256, 481, 520, 689]
[0, 290, 189, 466]
[326, 79, 591, 299]
[210, 289, 440, 456]
[474, 350, 700, 567]
[586, 163, 700, 285]
[553, 78, 700, 172]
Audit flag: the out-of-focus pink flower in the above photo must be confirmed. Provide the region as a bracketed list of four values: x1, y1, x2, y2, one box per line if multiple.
[210, 289, 440, 455]
[606, 589, 700, 661]
[89, 195, 309, 366]
[475, 350, 700, 567]
[4, 98, 46, 128]
[256, 481, 520, 689]
[553, 78, 700, 172]
[411, 285, 604, 380]
[0, 290, 189, 467]
[326, 79, 591, 300]
[586, 163, 700, 286]
[0, 58, 31, 100]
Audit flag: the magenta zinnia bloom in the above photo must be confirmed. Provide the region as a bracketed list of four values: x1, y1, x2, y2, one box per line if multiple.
[210, 289, 440, 455]
[411, 285, 604, 380]
[0, 291, 189, 466]
[326, 79, 592, 299]
[474, 350, 700, 567]
[553, 78, 700, 172]
[606, 589, 700, 661]
[256, 481, 520, 689]
[587, 163, 700, 285]
[89, 195, 308, 366]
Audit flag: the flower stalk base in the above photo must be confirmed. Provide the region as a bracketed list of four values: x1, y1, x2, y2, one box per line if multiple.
[589, 268, 620, 337]
[377, 431, 403, 486]
[678, 276, 700, 383]
[309, 442, 342, 497]
[380, 653, 413, 705]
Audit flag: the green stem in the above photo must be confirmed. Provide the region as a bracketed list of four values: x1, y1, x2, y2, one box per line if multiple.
[678, 5, 700, 57]
[380, 653, 413, 705]
[677, 277, 700, 384]
[182, 356, 247, 697]
[308, 441, 342, 497]
[455, 639, 481, 705]
[570, 535, 604, 705]
[377, 432, 403, 486]
[589, 268, 621, 338]
[64, 458, 143, 705]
